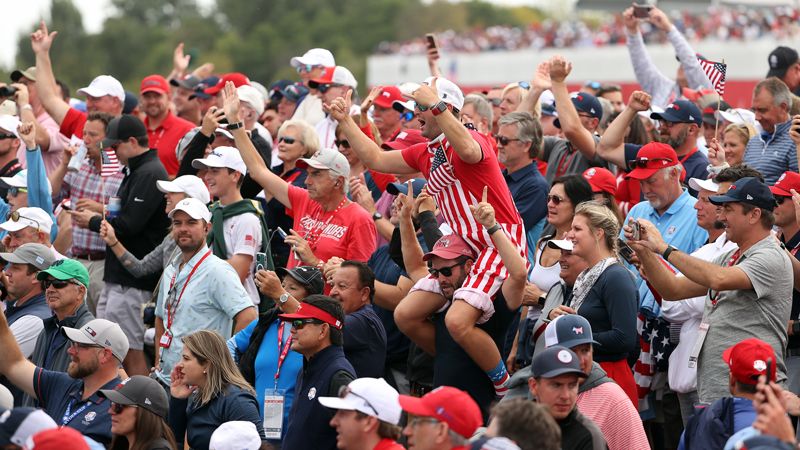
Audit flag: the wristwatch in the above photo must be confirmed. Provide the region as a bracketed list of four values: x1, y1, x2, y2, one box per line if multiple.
[227, 122, 245, 130]
[431, 101, 448, 116]
[662, 245, 677, 261]
[279, 292, 290, 304]
[372, 212, 383, 221]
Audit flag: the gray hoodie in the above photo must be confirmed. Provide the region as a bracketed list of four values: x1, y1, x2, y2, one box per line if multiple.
[502, 361, 613, 402]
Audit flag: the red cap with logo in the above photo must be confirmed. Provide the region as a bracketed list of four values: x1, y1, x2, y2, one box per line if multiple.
[625, 142, 680, 180]
[140, 74, 170, 95]
[722, 338, 777, 385]
[423, 234, 476, 262]
[382, 129, 428, 150]
[204, 73, 251, 95]
[373, 86, 404, 109]
[769, 171, 800, 197]
[398, 386, 483, 438]
[278, 302, 343, 330]
[583, 167, 617, 195]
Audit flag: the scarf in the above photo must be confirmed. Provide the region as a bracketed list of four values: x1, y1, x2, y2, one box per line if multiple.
[569, 257, 617, 313]
[239, 304, 281, 386]
[206, 199, 269, 260]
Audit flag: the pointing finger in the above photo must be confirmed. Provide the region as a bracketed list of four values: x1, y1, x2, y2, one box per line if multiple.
[481, 186, 488, 203]
[407, 180, 415, 199]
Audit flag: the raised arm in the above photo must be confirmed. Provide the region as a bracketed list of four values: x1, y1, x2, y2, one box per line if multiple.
[30, 22, 69, 125]
[221, 82, 291, 207]
[515, 61, 550, 116]
[597, 91, 652, 168]
[549, 56, 598, 159]
[398, 182, 429, 281]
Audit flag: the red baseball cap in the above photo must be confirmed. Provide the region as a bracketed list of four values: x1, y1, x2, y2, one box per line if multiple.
[770, 171, 800, 197]
[722, 338, 777, 385]
[26, 427, 89, 450]
[204, 72, 251, 95]
[583, 167, 617, 195]
[398, 386, 482, 438]
[140, 74, 170, 95]
[625, 142, 680, 180]
[278, 302, 343, 330]
[382, 129, 428, 150]
[423, 234, 476, 262]
[373, 86, 404, 109]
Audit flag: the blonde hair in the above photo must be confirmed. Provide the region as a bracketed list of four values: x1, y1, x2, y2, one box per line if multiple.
[278, 119, 320, 158]
[182, 330, 254, 406]
[574, 201, 620, 253]
[723, 123, 756, 145]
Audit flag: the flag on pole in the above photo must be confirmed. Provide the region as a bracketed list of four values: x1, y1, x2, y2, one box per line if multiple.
[100, 147, 121, 177]
[698, 58, 727, 97]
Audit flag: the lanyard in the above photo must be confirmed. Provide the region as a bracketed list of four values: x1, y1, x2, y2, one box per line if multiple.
[62, 397, 91, 425]
[166, 250, 212, 331]
[273, 322, 293, 388]
[678, 148, 698, 165]
[303, 198, 348, 250]
[710, 249, 741, 306]
[554, 144, 579, 178]
[149, 127, 167, 150]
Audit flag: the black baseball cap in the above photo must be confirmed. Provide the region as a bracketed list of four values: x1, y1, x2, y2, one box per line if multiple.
[99, 375, 169, 419]
[531, 346, 587, 379]
[709, 176, 776, 211]
[102, 114, 147, 149]
[170, 74, 202, 90]
[276, 266, 324, 295]
[544, 314, 599, 349]
[650, 100, 702, 126]
[767, 46, 799, 79]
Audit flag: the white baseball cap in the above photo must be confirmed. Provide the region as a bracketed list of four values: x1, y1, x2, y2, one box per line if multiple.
[318, 377, 402, 425]
[688, 177, 719, 194]
[715, 108, 757, 128]
[0, 101, 17, 117]
[156, 175, 211, 204]
[192, 146, 247, 175]
[310, 66, 358, 89]
[237, 85, 265, 116]
[0, 207, 53, 233]
[290, 48, 335, 69]
[0, 170, 26, 188]
[214, 127, 234, 140]
[422, 76, 464, 111]
[546, 239, 574, 252]
[168, 198, 212, 222]
[77, 75, 125, 103]
[0, 115, 20, 136]
[62, 318, 130, 363]
[209, 421, 263, 450]
[296, 147, 350, 179]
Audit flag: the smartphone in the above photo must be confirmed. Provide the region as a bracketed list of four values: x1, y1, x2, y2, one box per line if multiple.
[766, 357, 773, 382]
[256, 252, 267, 272]
[633, 3, 653, 18]
[618, 238, 636, 265]
[631, 221, 642, 241]
[276, 227, 288, 240]
[425, 33, 438, 52]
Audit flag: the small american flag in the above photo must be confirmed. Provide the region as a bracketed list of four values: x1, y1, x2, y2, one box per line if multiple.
[698, 58, 727, 97]
[100, 148, 122, 177]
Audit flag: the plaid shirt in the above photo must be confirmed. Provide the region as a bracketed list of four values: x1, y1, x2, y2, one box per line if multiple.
[63, 159, 124, 254]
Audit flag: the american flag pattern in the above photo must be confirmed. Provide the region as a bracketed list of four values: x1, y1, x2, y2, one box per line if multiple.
[698, 58, 727, 97]
[101, 147, 122, 178]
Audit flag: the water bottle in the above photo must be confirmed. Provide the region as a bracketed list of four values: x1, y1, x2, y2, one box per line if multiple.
[67, 144, 88, 172]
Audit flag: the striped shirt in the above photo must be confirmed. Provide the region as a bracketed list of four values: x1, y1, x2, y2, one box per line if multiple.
[578, 381, 650, 450]
[63, 160, 124, 254]
[743, 119, 797, 184]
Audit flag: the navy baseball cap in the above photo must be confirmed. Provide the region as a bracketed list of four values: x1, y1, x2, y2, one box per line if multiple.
[280, 83, 310, 103]
[709, 177, 776, 211]
[531, 346, 587, 379]
[767, 46, 799, 79]
[650, 100, 702, 126]
[268, 79, 294, 102]
[544, 314, 600, 349]
[386, 178, 427, 197]
[188, 76, 220, 100]
[554, 92, 602, 129]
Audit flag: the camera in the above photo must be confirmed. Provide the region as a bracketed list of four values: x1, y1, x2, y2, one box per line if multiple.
[0, 86, 17, 98]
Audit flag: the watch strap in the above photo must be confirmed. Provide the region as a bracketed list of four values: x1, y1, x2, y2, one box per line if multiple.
[486, 223, 503, 235]
[431, 101, 448, 116]
[227, 122, 245, 130]
[662, 245, 677, 261]
[279, 292, 290, 304]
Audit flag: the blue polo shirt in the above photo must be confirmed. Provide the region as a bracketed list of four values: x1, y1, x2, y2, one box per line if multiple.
[743, 119, 797, 184]
[621, 189, 707, 317]
[33, 368, 120, 446]
[503, 162, 548, 232]
[344, 305, 387, 378]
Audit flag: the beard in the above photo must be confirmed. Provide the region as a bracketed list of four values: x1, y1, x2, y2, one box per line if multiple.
[176, 234, 205, 254]
[668, 127, 689, 150]
[68, 355, 100, 378]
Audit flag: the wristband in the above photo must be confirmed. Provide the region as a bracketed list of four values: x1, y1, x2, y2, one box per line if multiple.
[486, 223, 502, 235]
[662, 245, 677, 261]
[431, 101, 448, 116]
[226, 122, 244, 130]
[110, 240, 119, 248]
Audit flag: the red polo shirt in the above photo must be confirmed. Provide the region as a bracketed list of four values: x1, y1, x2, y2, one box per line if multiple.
[145, 111, 195, 176]
[373, 438, 405, 450]
[59, 108, 87, 138]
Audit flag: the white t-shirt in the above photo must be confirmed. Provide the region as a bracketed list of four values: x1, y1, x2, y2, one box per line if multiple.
[222, 212, 262, 305]
[10, 315, 44, 357]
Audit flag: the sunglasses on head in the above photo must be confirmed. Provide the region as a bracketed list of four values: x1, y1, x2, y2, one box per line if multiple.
[335, 139, 350, 149]
[278, 136, 296, 144]
[9, 210, 38, 228]
[0, 133, 15, 140]
[428, 260, 467, 278]
[518, 81, 531, 90]
[547, 194, 566, 205]
[8, 187, 28, 197]
[41, 278, 76, 290]
[291, 318, 323, 330]
[627, 157, 673, 169]
[494, 135, 521, 146]
[110, 402, 138, 414]
[338, 385, 379, 415]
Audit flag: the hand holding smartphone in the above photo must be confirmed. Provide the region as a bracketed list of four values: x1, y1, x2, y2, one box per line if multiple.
[633, 3, 653, 18]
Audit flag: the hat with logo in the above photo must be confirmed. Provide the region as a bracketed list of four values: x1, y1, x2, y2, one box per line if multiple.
[296, 147, 350, 179]
[168, 197, 212, 222]
[0, 243, 55, 271]
[99, 375, 169, 419]
[157, 175, 211, 204]
[688, 177, 719, 194]
[276, 266, 324, 296]
[722, 338, 777, 385]
[554, 92, 602, 128]
[767, 46, 799, 79]
[0, 207, 54, 234]
[318, 377, 402, 424]
[381, 129, 428, 150]
[209, 421, 263, 450]
[0, 408, 57, 446]
[192, 146, 247, 175]
[373, 86, 404, 109]
[710, 176, 776, 211]
[532, 345, 588, 379]
[715, 108, 757, 128]
[170, 74, 202, 90]
[423, 234, 476, 262]
[102, 114, 148, 149]
[278, 301, 344, 330]
[422, 76, 464, 111]
[398, 386, 482, 438]
[290, 48, 336, 70]
[624, 142, 680, 180]
[25, 427, 89, 450]
[10, 67, 36, 83]
[582, 167, 616, 195]
[546, 239, 574, 252]
[309, 66, 358, 90]
[769, 171, 800, 197]
[386, 178, 427, 197]
[544, 314, 599, 349]
[140, 74, 170, 96]
[189, 76, 220, 100]
[237, 85, 265, 116]
[37, 258, 90, 288]
[268, 80, 293, 102]
[204, 73, 251, 96]
[650, 100, 702, 126]
[279, 83, 310, 103]
[0, 115, 20, 136]
[61, 318, 130, 363]
[77, 75, 125, 103]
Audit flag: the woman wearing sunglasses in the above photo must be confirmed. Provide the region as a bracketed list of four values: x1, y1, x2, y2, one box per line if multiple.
[336, 117, 397, 203]
[99, 375, 177, 450]
[170, 330, 265, 450]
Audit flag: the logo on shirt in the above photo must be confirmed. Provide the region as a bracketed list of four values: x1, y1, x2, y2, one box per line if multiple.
[134, 197, 145, 202]
[308, 387, 317, 400]
[244, 234, 255, 247]
[666, 226, 677, 236]
[299, 217, 348, 241]
[84, 411, 96, 423]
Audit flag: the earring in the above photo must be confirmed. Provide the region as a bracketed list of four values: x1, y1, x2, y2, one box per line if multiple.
[203, 370, 207, 374]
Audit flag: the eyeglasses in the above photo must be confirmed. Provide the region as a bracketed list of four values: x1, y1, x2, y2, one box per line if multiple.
[278, 136, 296, 144]
[335, 139, 350, 149]
[291, 318, 323, 330]
[0, 134, 15, 140]
[428, 261, 467, 278]
[776, 196, 789, 205]
[338, 386, 379, 416]
[317, 83, 342, 94]
[494, 135, 521, 146]
[627, 157, 673, 169]
[110, 403, 138, 414]
[9, 210, 38, 229]
[8, 187, 28, 197]
[409, 417, 440, 428]
[70, 341, 103, 350]
[41, 278, 78, 290]
[547, 194, 567, 205]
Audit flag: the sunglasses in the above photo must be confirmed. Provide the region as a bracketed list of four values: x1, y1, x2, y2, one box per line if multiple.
[9, 210, 38, 229]
[494, 135, 521, 146]
[295, 64, 318, 74]
[41, 278, 77, 290]
[110, 403, 138, 414]
[278, 136, 296, 144]
[8, 187, 28, 197]
[0, 133, 15, 140]
[338, 386, 379, 416]
[547, 194, 567, 205]
[291, 318, 322, 330]
[428, 260, 467, 278]
[776, 196, 789, 205]
[627, 157, 673, 169]
[335, 139, 350, 149]
[317, 83, 342, 94]
[518, 81, 531, 90]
